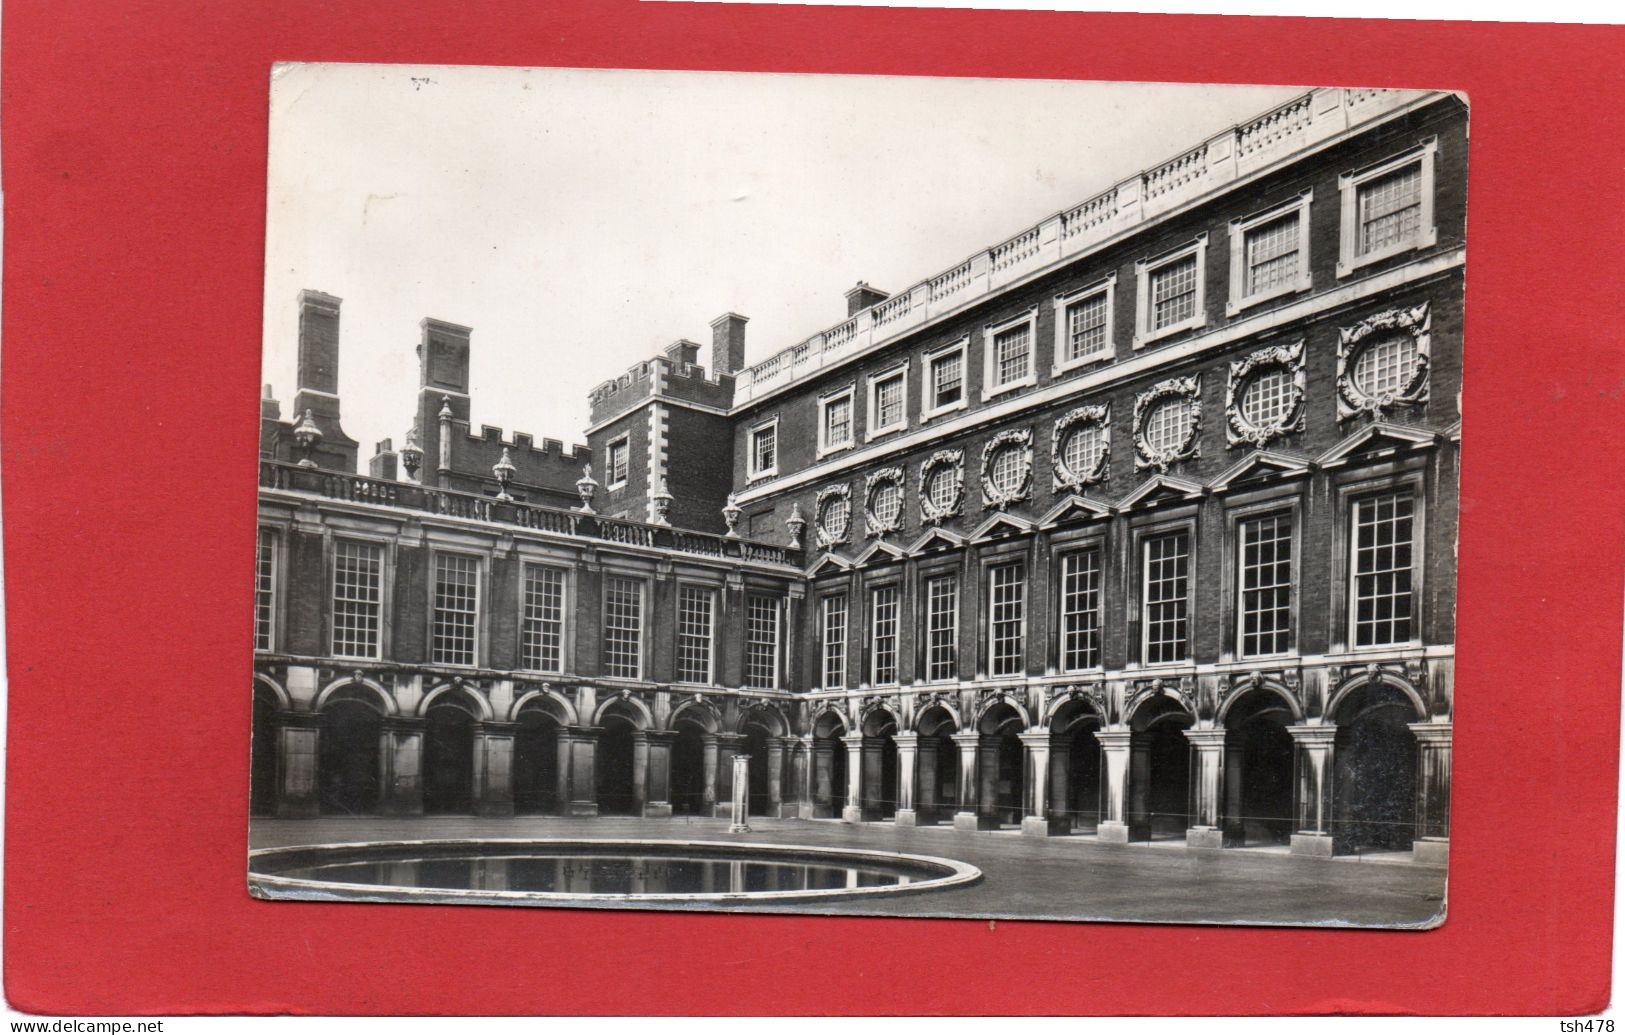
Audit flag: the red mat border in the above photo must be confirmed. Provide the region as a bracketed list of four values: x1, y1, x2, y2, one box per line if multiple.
[4, 1, 1623, 1017]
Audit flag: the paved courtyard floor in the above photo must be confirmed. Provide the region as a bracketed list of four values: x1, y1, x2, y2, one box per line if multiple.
[250, 814, 1447, 929]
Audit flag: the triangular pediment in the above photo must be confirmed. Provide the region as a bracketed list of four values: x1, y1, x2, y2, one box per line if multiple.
[1318, 421, 1439, 468]
[853, 539, 907, 567]
[1038, 494, 1115, 528]
[1117, 474, 1205, 511]
[969, 511, 1037, 543]
[1208, 450, 1313, 493]
[805, 552, 853, 577]
[906, 526, 967, 556]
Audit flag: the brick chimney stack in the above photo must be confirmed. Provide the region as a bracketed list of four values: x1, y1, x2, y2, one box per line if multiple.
[709, 313, 748, 376]
[844, 281, 890, 317]
[664, 339, 702, 368]
[293, 289, 343, 421]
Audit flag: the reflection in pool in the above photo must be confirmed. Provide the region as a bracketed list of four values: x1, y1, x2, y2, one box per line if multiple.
[250, 839, 981, 904]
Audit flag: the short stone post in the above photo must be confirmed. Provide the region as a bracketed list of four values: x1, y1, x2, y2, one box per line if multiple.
[841, 733, 864, 824]
[728, 753, 752, 833]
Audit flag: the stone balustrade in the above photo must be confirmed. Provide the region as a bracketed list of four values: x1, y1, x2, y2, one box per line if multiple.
[733, 87, 1425, 404]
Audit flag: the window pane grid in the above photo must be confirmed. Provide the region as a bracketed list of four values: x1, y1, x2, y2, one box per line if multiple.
[608, 441, 628, 484]
[1353, 334, 1417, 397]
[932, 352, 963, 407]
[1246, 213, 1300, 294]
[431, 553, 479, 666]
[675, 585, 714, 684]
[332, 540, 383, 659]
[871, 586, 899, 684]
[1144, 398, 1193, 454]
[744, 594, 780, 689]
[603, 576, 644, 678]
[1065, 292, 1109, 360]
[822, 594, 848, 689]
[1061, 424, 1106, 479]
[989, 562, 1025, 677]
[824, 396, 851, 446]
[926, 464, 962, 511]
[989, 448, 1025, 494]
[871, 481, 902, 524]
[1353, 493, 1415, 647]
[255, 528, 276, 651]
[1061, 550, 1102, 671]
[1240, 516, 1293, 657]
[1150, 256, 1198, 329]
[925, 575, 958, 682]
[874, 376, 904, 429]
[993, 325, 1031, 385]
[521, 565, 565, 672]
[819, 496, 850, 541]
[1144, 533, 1190, 664]
[1241, 368, 1293, 428]
[1359, 163, 1423, 254]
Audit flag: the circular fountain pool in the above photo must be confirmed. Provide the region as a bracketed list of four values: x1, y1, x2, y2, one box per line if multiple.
[249, 839, 981, 905]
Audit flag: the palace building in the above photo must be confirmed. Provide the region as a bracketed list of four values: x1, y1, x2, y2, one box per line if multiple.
[253, 86, 1462, 864]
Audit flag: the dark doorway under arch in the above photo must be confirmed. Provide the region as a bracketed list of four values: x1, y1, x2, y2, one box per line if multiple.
[596, 718, 638, 815]
[423, 701, 477, 814]
[319, 698, 382, 816]
[1223, 691, 1295, 846]
[512, 710, 561, 815]
[671, 722, 708, 815]
[1333, 684, 1419, 852]
[744, 725, 772, 817]
[250, 687, 280, 817]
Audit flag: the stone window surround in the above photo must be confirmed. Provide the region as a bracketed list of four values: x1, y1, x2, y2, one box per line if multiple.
[604, 432, 631, 490]
[865, 360, 911, 443]
[1049, 526, 1109, 676]
[1124, 506, 1199, 670]
[865, 576, 904, 689]
[1052, 273, 1117, 376]
[516, 561, 574, 677]
[1133, 233, 1210, 350]
[1337, 137, 1439, 278]
[980, 307, 1041, 402]
[819, 589, 850, 690]
[746, 415, 780, 482]
[1227, 189, 1315, 316]
[255, 525, 282, 654]
[1329, 464, 1430, 655]
[672, 580, 718, 687]
[977, 538, 1032, 680]
[816, 383, 856, 459]
[426, 546, 487, 670]
[915, 556, 963, 685]
[1219, 488, 1305, 663]
[598, 569, 651, 682]
[327, 529, 396, 662]
[919, 336, 970, 424]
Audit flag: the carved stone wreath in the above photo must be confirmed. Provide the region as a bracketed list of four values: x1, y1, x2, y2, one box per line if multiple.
[917, 449, 965, 524]
[1226, 339, 1306, 447]
[813, 483, 851, 549]
[979, 428, 1033, 510]
[1336, 302, 1431, 421]
[1051, 404, 1112, 491]
[863, 467, 905, 538]
[1133, 375, 1203, 471]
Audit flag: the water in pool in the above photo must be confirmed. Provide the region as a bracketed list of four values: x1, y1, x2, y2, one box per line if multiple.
[280, 852, 920, 895]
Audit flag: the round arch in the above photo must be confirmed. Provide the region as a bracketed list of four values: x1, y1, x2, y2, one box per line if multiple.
[509, 687, 577, 726]
[810, 708, 849, 818]
[1046, 694, 1105, 734]
[913, 703, 961, 823]
[253, 673, 292, 712]
[314, 676, 396, 717]
[669, 698, 722, 735]
[1332, 680, 1421, 852]
[1125, 691, 1194, 732]
[1048, 697, 1105, 834]
[975, 694, 1032, 733]
[1217, 681, 1304, 726]
[592, 693, 654, 731]
[811, 707, 849, 740]
[418, 683, 492, 721]
[740, 703, 790, 738]
[1326, 672, 1428, 726]
[977, 700, 1026, 827]
[1222, 687, 1297, 846]
[1127, 694, 1195, 841]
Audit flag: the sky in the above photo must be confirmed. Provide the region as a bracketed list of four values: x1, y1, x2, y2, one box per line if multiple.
[262, 65, 1305, 456]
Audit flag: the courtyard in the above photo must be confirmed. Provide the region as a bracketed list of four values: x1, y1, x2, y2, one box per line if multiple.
[249, 814, 1447, 928]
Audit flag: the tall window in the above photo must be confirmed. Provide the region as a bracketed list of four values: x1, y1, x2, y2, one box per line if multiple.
[1244, 212, 1301, 296]
[989, 562, 1025, 677]
[432, 553, 480, 666]
[749, 423, 777, 477]
[675, 585, 715, 684]
[255, 528, 276, 651]
[331, 539, 383, 659]
[1352, 492, 1415, 647]
[870, 371, 906, 434]
[1143, 532, 1190, 664]
[928, 348, 964, 410]
[1239, 515, 1293, 657]
[821, 393, 853, 450]
[924, 574, 958, 682]
[992, 323, 1032, 388]
[1060, 549, 1102, 671]
[606, 438, 629, 487]
[1064, 291, 1110, 362]
[1358, 163, 1423, 255]
[603, 576, 644, 678]
[520, 564, 566, 672]
[745, 594, 781, 689]
[870, 585, 899, 685]
[1150, 255, 1199, 330]
[822, 593, 848, 689]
